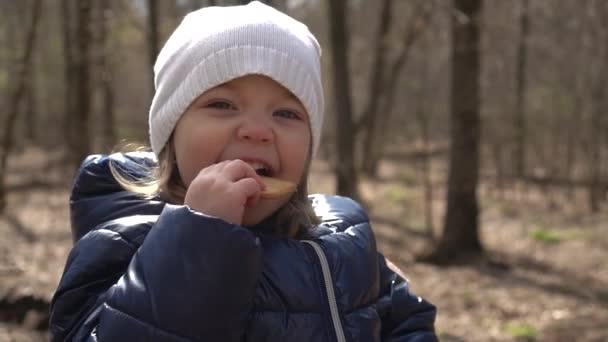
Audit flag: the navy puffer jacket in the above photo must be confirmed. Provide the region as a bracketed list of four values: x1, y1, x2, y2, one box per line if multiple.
[50, 153, 437, 341]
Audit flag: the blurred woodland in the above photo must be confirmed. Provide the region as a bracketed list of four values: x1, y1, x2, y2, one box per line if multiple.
[0, 0, 607, 341]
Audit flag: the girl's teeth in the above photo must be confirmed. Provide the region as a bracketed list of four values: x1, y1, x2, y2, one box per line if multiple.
[249, 162, 263, 169]
[247, 162, 267, 172]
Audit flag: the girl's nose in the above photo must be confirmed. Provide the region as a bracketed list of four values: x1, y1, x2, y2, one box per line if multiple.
[237, 121, 274, 144]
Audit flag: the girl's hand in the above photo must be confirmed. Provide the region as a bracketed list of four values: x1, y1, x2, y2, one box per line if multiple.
[184, 160, 265, 225]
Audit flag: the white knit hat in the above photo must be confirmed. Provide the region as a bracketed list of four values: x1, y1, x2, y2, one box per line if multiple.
[149, 1, 324, 157]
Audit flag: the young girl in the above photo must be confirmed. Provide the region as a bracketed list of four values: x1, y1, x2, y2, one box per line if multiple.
[50, 2, 437, 341]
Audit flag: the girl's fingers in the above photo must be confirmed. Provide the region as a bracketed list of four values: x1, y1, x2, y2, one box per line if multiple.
[222, 160, 266, 189]
[233, 177, 262, 206]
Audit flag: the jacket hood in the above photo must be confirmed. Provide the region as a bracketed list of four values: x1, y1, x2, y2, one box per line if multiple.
[69, 153, 166, 242]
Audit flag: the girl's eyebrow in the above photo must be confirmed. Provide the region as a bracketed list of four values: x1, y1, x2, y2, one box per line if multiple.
[209, 82, 304, 109]
[285, 91, 300, 103]
[211, 82, 235, 92]
[276, 88, 302, 105]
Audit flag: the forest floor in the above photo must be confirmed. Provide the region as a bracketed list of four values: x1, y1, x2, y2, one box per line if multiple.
[0, 146, 607, 341]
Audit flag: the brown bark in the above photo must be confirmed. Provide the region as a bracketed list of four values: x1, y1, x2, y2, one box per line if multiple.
[587, 0, 608, 212]
[327, 0, 359, 199]
[415, 35, 435, 236]
[565, 86, 582, 200]
[98, 1, 115, 151]
[514, 0, 529, 179]
[70, 0, 93, 168]
[415, 106, 434, 236]
[589, 63, 604, 213]
[589, 100, 603, 213]
[24, 78, 36, 142]
[61, 0, 74, 156]
[0, 0, 43, 212]
[146, 0, 159, 99]
[420, 0, 483, 264]
[357, 0, 392, 177]
[356, 0, 392, 134]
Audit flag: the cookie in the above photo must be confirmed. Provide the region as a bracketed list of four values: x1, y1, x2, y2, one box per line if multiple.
[259, 176, 296, 199]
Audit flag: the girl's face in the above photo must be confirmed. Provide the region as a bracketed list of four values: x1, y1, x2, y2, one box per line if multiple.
[173, 75, 311, 226]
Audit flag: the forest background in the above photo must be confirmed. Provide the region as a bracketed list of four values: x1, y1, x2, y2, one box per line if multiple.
[0, 0, 607, 341]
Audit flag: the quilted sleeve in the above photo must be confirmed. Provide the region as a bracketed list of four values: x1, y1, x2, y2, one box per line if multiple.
[50, 204, 263, 342]
[376, 255, 438, 342]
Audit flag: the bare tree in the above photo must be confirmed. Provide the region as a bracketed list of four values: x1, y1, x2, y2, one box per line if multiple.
[0, 0, 42, 211]
[356, 0, 392, 177]
[359, 1, 435, 178]
[587, 0, 608, 212]
[70, 0, 93, 168]
[147, 0, 159, 98]
[414, 35, 435, 236]
[97, 1, 116, 151]
[327, 0, 359, 199]
[24, 70, 37, 143]
[514, 0, 529, 179]
[589, 78, 604, 213]
[421, 0, 483, 264]
[61, 0, 75, 156]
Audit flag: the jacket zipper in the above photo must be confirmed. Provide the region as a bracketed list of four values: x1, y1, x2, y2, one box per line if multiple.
[302, 240, 347, 342]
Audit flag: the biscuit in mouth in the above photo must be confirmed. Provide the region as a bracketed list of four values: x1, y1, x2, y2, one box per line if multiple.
[259, 176, 296, 199]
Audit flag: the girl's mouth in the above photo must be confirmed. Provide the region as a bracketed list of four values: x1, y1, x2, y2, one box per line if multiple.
[246, 161, 273, 177]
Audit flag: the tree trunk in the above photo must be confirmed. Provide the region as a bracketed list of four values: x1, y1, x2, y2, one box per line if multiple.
[514, 0, 529, 179]
[24, 77, 36, 143]
[146, 0, 159, 99]
[327, 0, 359, 199]
[422, 119, 434, 237]
[62, 0, 75, 156]
[362, 1, 434, 178]
[0, 0, 42, 212]
[420, 0, 483, 264]
[589, 105, 602, 213]
[415, 106, 434, 236]
[587, 1, 608, 213]
[357, 0, 392, 176]
[414, 27, 435, 237]
[70, 0, 93, 169]
[589, 69, 604, 213]
[98, 0, 115, 151]
[565, 90, 581, 200]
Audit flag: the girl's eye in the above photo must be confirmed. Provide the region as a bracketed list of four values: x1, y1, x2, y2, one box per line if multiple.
[206, 101, 234, 110]
[274, 109, 301, 120]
